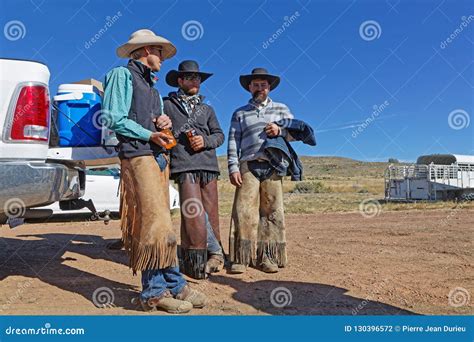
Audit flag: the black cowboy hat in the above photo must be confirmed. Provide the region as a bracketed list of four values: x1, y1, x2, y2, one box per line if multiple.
[239, 67, 280, 91]
[166, 60, 213, 87]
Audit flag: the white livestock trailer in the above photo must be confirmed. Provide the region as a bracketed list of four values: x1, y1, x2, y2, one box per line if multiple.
[385, 154, 474, 201]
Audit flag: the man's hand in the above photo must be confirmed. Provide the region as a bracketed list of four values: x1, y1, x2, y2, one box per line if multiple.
[189, 135, 205, 151]
[230, 171, 242, 187]
[265, 123, 280, 137]
[150, 131, 172, 148]
[153, 114, 172, 130]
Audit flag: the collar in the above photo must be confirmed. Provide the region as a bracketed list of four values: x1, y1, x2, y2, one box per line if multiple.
[168, 90, 205, 116]
[249, 96, 271, 109]
[176, 88, 205, 102]
[128, 59, 158, 86]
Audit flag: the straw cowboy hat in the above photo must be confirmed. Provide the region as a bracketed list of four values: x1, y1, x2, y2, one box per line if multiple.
[239, 67, 280, 91]
[165, 60, 213, 87]
[116, 29, 177, 59]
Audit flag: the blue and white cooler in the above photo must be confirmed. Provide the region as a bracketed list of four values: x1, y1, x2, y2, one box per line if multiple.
[54, 84, 102, 147]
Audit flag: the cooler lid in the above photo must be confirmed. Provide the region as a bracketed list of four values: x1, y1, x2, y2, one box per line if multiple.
[58, 84, 95, 94]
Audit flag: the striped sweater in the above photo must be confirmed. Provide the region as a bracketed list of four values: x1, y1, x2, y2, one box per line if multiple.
[227, 98, 294, 174]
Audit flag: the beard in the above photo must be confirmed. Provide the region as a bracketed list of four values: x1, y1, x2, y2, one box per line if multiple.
[252, 90, 267, 103]
[182, 85, 199, 96]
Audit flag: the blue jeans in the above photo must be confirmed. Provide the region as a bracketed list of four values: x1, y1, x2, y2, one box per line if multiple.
[205, 213, 223, 256]
[247, 160, 275, 182]
[140, 266, 186, 301]
[140, 156, 186, 300]
[155, 153, 168, 171]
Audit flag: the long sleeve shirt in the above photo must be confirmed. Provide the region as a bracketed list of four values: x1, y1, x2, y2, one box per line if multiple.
[102, 66, 162, 142]
[227, 98, 294, 174]
[163, 91, 224, 174]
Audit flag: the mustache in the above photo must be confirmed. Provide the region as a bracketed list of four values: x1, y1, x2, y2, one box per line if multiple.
[252, 90, 265, 97]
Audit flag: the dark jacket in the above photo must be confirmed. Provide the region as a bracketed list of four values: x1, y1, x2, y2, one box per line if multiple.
[263, 119, 316, 181]
[117, 60, 165, 159]
[163, 92, 224, 175]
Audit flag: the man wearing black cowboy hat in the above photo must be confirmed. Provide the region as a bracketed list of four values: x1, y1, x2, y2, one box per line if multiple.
[227, 68, 294, 274]
[163, 60, 225, 279]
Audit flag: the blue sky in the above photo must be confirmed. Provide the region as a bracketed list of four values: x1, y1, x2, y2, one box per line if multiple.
[1, 0, 473, 162]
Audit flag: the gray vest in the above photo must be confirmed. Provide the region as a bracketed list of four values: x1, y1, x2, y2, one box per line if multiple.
[116, 59, 165, 159]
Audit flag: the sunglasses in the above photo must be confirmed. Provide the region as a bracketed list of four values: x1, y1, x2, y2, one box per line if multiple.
[182, 74, 201, 81]
[147, 46, 163, 58]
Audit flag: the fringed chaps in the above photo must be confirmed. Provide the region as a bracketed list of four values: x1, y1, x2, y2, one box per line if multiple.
[120, 155, 178, 275]
[229, 161, 287, 267]
[175, 172, 221, 279]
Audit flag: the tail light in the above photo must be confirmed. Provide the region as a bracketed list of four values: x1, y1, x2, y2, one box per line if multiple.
[8, 84, 50, 142]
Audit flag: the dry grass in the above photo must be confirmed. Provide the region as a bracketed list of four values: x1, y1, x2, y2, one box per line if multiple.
[211, 156, 474, 215]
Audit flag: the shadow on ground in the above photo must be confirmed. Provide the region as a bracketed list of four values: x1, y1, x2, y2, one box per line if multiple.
[208, 274, 418, 315]
[0, 233, 140, 311]
[1, 233, 418, 315]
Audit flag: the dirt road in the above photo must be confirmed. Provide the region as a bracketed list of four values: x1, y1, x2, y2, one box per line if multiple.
[0, 210, 472, 315]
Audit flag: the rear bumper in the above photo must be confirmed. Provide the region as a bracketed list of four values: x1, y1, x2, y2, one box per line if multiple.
[0, 161, 84, 213]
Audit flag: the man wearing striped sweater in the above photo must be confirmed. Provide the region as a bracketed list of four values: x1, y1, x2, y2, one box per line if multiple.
[227, 68, 294, 274]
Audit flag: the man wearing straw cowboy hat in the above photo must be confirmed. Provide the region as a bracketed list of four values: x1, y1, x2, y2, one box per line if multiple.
[227, 68, 294, 274]
[103, 29, 207, 313]
[163, 60, 225, 279]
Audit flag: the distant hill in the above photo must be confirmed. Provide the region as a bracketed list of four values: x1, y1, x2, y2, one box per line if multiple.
[210, 156, 472, 214]
[217, 155, 398, 180]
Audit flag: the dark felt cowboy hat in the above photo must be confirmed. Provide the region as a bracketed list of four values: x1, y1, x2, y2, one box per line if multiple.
[166, 60, 213, 87]
[239, 67, 280, 91]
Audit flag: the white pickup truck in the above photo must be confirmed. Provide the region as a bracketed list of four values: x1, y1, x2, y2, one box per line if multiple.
[0, 58, 85, 224]
[1, 58, 178, 226]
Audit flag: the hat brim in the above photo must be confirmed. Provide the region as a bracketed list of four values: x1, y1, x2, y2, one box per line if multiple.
[239, 73, 280, 91]
[116, 36, 177, 60]
[165, 70, 213, 87]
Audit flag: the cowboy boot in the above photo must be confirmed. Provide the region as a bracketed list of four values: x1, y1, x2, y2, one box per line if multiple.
[205, 254, 224, 274]
[259, 254, 278, 273]
[229, 263, 247, 274]
[176, 285, 208, 308]
[140, 291, 192, 314]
